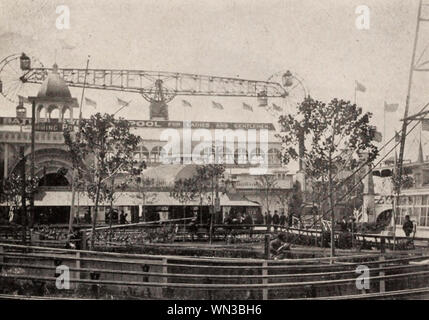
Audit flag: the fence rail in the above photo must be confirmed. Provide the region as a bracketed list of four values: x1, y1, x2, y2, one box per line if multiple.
[1, 242, 429, 299]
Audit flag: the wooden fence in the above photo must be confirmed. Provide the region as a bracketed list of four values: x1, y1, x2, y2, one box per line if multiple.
[1, 242, 429, 300]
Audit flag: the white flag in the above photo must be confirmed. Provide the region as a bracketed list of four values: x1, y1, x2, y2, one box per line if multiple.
[212, 101, 224, 110]
[384, 102, 399, 112]
[272, 103, 282, 112]
[242, 102, 253, 111]
[85, 97, 97, 109]
[182, 100, 192, 107]
[355, 81, 366, 92]
[117, 97, 131, 107]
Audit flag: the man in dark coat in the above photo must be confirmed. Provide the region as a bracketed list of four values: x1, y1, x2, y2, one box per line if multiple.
[272, 210, 280, 225]
[272, 210, 280, 230]
[287, 213, 293, 227]
[279, 211, 286, 226]
[265, 211, 272, 226]
[119, 211, 126, 224]
[403, 215, 414, 237]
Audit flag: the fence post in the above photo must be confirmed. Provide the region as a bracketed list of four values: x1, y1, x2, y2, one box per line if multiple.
[379, 255, 385, 293]
[380, 237, 385, 254]
[162, 258, 168, 298]
[76, 252, 81, 290]
[0, 245, 3, 268]
[81, 231, 87, 251]
[264, 234, 270, 260]
[262, 261, 268, 300]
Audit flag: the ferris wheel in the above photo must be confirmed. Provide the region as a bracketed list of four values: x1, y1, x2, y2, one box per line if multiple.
[264, 70, 308, 130]
[0, 53, 45, 104]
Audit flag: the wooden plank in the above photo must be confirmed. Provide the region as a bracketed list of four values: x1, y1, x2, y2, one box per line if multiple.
[262, 261, 268, 300]
[162, 257, 168, 298]
[75, 252, 80, 290]
[379, 256, 385, 293]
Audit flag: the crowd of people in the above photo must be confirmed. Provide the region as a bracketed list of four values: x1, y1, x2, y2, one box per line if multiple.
[223, 209, 295, 228]
[262, 210, 294, 227]
[338, 216, 357, 233]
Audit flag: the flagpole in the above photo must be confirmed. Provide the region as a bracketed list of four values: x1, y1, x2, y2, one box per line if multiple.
[114, 100, 131, 116]
[393, 143, 397, 250]
[420, 119, 423, 147]
[354, 81, 357, 105]
[395, 0, 423, 250]
[384, 106, 386, 158]
[68, 55, 90, 240]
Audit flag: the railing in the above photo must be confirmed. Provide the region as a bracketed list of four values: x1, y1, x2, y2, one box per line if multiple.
[1, 242, 429, 299]
[2, 223, 428, 251]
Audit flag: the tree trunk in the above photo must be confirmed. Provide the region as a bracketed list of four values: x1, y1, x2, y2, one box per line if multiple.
[90, 175, 102, 250]
[265, 188, 270, 218]
[142, 198, 146, 222]
[108, 177, 115, 242]
[209, 176, 214, 244]
[328, 156, 335, 258]
[199, 190, 203, 225]
[183, 205, 186, 242]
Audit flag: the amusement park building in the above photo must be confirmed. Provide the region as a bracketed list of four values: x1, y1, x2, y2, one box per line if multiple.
[0, 66, 293, 224]
[372, 151, 429, 238]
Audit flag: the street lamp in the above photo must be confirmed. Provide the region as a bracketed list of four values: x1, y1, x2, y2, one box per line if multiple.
[16, 102, 27, 120]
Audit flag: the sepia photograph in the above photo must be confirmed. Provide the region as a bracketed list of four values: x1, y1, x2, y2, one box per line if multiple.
[0, 0, 429, 310]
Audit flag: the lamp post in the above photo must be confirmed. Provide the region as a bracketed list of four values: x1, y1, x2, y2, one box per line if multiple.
[30, 99, 35, 227]
[15, 99, 32, 241]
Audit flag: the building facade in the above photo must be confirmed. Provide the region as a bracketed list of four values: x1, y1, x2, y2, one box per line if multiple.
[372, 150, 429, 238]
[0, 65, 293, 225]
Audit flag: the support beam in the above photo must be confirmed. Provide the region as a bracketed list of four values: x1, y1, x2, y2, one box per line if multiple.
[3, 143, 8, 178]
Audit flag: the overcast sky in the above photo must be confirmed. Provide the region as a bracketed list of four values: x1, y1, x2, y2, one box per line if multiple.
[1, 0, 428, 161]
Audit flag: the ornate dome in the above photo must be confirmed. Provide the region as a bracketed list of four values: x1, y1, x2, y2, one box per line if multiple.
[37, 63, 72, 98]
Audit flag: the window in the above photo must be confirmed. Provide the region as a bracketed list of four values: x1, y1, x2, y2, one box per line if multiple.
[223, 147, 234, 164]
[424, 210, 429, 227]
[412, 207, 420, 224]
[420, 208, 427, 226]
[398, 208, 408, 225]
[423, 170, 429, 185]
[268, 148, 281, 165]
[150, 146, 163, 163]
[415, 173, 422, 187]
[234, 149, 248, 165]
[415, 196, 422, 206]
[399, 196, 408, 205]
[141, 147, 149, 162]
[249, 148, 265, 164]
[201, 147, 214, 164]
